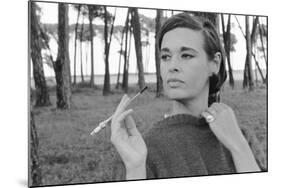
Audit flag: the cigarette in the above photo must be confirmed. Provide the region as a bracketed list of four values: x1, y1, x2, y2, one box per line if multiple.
[90, 86, 148, 135]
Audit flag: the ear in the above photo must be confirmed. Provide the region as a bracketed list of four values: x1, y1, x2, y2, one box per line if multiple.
[209, 52, 221, 76]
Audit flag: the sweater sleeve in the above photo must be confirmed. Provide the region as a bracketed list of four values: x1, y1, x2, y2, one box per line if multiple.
[146, 149, 157, 179]
[144, 129, 158, 179]
[240, 126, 267, 171]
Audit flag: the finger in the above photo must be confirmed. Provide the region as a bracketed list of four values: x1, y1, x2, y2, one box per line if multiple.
[111, 109, 134, 137]
[201, 111, 215, 125]
[115, 109, 134, 124]
[206, 107, 217, 116]
[210, 102, 224, 113]
[115, 109, 134, 136]
[115, 94, 129, 114]
[115, 95, 132, 115]
[219, 103, 231, 110]
[125, 115, 140, 136]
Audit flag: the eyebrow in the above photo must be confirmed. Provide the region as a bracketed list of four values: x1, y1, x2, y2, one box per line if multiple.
[160, 46, 199, 54]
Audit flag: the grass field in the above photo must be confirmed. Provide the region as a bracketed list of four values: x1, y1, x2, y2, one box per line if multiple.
[31, 81, 267, 186]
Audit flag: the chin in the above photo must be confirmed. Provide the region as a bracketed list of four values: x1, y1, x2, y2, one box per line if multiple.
[165, 88, 191, 100]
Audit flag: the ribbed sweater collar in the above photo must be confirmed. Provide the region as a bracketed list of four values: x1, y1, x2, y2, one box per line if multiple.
[154, 113, 208, 128]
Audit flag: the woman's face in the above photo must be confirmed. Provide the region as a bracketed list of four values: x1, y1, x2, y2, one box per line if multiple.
[160, 27, 217, 100]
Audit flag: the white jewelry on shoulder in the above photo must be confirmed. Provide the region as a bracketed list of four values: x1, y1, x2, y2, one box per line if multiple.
[205, 113, 215, 123]
[164, 113, 170, 118]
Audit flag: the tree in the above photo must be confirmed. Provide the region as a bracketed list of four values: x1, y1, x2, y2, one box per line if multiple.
[116, 26, 125, 89]
[102, 6, 115, 95]
[235, 16, 266, 86]
[88, 5, 95, 87]
[30, 2, 51, 107]
[122, 10, 131, 93]
[124, 20, 133, 93]
[251, 18, 266, 85]
[258, 19, 268, 83]
[54, 3, 71, 109]
[155, 9, 163, 97]
[221, 14, 235, 88]
[131, 8, 146, 90]
[79, 14, 85, 84]
[29, 110, 42, 186]
[139, 13, 155, 73]
[244, 16, 255, 91]
[72, 5, 81, 85]
[143, 30, 150, 72]
[88, 5, 103, 87]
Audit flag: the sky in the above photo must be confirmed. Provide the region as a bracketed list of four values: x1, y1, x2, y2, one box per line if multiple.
[39, 2, 158, 25]
[35, 1, 267, 77]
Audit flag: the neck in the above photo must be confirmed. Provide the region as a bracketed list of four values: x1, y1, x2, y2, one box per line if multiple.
[169, 89, 209, 118]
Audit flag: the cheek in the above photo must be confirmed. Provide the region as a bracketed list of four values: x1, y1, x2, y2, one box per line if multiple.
[160, 64, 171, 94]
[160, 63, 167, 81]
[182, 63, 210, 87]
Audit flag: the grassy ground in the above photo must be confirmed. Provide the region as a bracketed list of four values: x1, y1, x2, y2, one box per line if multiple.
[31, 81, 267, 186]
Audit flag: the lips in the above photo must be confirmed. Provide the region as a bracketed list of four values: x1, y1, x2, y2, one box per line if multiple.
[167, 78, 184, 88]
[167, 78, 184, 83]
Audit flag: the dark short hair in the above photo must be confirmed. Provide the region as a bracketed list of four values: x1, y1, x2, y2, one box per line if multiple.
[156, 13, 227, 106]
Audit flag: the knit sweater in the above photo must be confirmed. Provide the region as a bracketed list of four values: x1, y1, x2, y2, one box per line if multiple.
[144, 113, 235, 179]
[111, 113, 266, 181]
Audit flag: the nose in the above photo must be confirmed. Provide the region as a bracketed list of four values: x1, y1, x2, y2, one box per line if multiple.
[168, 56, 181, 73]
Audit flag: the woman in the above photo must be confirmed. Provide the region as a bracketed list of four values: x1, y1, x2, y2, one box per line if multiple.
[110, 13, 262, 180]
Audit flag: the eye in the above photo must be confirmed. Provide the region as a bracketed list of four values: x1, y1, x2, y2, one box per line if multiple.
[181, 53, 194, 59]
[160, 54, 171, 62]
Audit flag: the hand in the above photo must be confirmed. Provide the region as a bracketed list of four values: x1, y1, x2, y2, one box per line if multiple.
[110, 94, 147, 177]
[201, 103, 247, 154]
[201, 103, 260, 172]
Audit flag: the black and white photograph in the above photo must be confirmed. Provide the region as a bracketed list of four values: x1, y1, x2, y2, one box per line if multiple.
[27, 0, 269, 187]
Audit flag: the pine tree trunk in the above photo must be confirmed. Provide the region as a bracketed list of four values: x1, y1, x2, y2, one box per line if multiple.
[123, 26, 133, 93]
[89, 20, 95, 87]
[103, 6, 111, 95]
[221, 14, 235, 88]
[243, 55, 249, 89]
[258, 19, 267, 84]
[89, 11, 95, 87]
[145, 31, 150, 72]
[85, 42, 88, 76]
[73, 5, 81, 85]
[126, 26, 133, 89]
[235, 16, 257, 89]
[116, 27, 125, 89]
[29, 110, 42, 186]
[245, 16, 254, 91]
[30, 2, 51, 107]
[226, 15, 235, 88]
[263, 18, 268, 83]
[131, 8, 145, 89]
[54, 3, 71, 109]
[80, 16, 85, 83]
[254, 50, 258, 85]
[252, 51, 266, 83]
[122, 10, 130, 93]
[250, 17, 259, 86]
[250, 16, 259, 44]
[155, 10, 163, 97]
